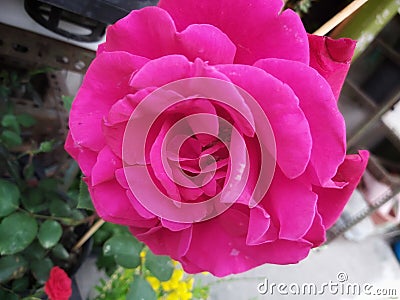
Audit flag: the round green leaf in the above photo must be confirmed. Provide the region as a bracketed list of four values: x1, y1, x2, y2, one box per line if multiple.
[31, 258, 53, 284]
[51, 243, 69, 260]
[0, 179, 20, 217]
[22, 241, 46, 261]
[16, 113, 36, 127]
[0, 130, 22, 148]
[0, 213, 38, 255]
[0, 255, 28, 283]
[38, 220, 62, 249]
[49, 199, 71, 218]
[127, 275, 156, 300]
[145, 251, 174, 281]
[0, 290, 18, 300]
[12, 276, 30, 292]
[22, 189, 47, 213]
[1, 114, 20, 134]
[103, 235, 143, 269]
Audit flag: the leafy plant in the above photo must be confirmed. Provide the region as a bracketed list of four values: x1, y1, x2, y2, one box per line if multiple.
[0, 68, 92, 298]
[284, 0, 317, 16]
[94, 244, 210, 300]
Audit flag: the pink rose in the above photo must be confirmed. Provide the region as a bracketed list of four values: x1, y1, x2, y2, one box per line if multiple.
[44, 267, 72, 300]
[66, 0, 369, 276]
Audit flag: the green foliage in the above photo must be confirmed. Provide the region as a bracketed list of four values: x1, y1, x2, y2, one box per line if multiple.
[284, 0, 316, 15]
[0, 68, 94, 297]
[77, 179, 94, 211]
[0, 213, 38, 255]
[0, 255, 28, 283]
[0, 179, 20, 217]
[145, 251, 174, 281]
[127, 275, 156, 300]
[62, 95, 74, 113]
[93, 222, 210, 300]
[38, 220, 62, 249]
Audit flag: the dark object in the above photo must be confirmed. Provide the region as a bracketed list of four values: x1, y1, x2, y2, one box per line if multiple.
[392, 238, 400, 263]
[24, 0, 159, 42]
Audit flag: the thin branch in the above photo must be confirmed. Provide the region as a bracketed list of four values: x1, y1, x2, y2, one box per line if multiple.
[313, 0, 368, 36]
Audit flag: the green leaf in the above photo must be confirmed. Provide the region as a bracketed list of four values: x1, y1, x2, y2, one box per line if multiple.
[16, 114, 36, 127]
[22, 241, 46, 260]
[31, 258, 53, 284]
[0, 130, 22, 148]
[21, 189, 47, 213]
[1, 114, 20, 134]
[0, 290, 18, 300]
[38, 220, 62, 249]
[0, 179, 20, 217]
[127, 275, 156, 300]
[49, 199, 71, 218]
[38, 178, 58, 191]
[62, 95, 74, 112]
[12, 276, 30, 292]
[36, 141, 53, 153]
[77, 179, 94, 211]
[0, 255, 28, 283]
[145, 251, 174, 281]
[0, 212, 38, 255]
[51, 244, 69, 260]
[103, 235, 143, 269]
[23, 163, 35, 180]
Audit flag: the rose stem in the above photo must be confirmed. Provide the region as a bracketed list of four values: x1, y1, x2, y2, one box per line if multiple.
[72, 218, 105, 251]
[313, 0, 368, 36]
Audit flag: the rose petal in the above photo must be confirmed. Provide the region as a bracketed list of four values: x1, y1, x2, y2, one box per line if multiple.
[69, 52, 148, 151]
[264, 168, 317, 240]
[131, 225, 193, 258]
[88, 178, 156, 227]
[91, 146, 122, 186]
[180, 207, 312, 276]
[159, 0, 309, 65]
[130, 55, 191, 89]
[308, 34, 356, 100]
[65, 132, 97, 177]
[105, 7, 236, 64]
[302, 210, 326, 247]
[216, 64, 312, 178]
[177, 24, 236, 64]
[105, 7, 177, 58]
[246, 206, 272, 245]
[315, 150, 369, 229]
[255, 58, 346, 185]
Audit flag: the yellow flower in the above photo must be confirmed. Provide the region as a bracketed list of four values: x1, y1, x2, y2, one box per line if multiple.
[140, 250, 146, 259]
[186, 277, 194, 290]
[146, 276, 161, 291]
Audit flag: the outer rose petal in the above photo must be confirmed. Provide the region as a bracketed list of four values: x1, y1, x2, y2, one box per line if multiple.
[216, 64, 312, 178]
[179, 206, 312, 276]
[91, 146, 122, 186]
[130, 225, 193, 259]
[65, 132, 97, 177]
[68, 52, 148, 152]
[255, 58, 346, 185]
[88, 178, 154, 227]
[302, 210, 326, 247]
[105, 7, 236, 64]
[264, 168, 317, 240]
[315, 150, 369, 229]
[308, 34, 356, 100]
[158, 0, 309, 65]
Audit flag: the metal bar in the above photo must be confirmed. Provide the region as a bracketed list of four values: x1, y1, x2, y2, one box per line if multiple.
[326, 183, 400, 244]
[347, 89, 400, 149]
